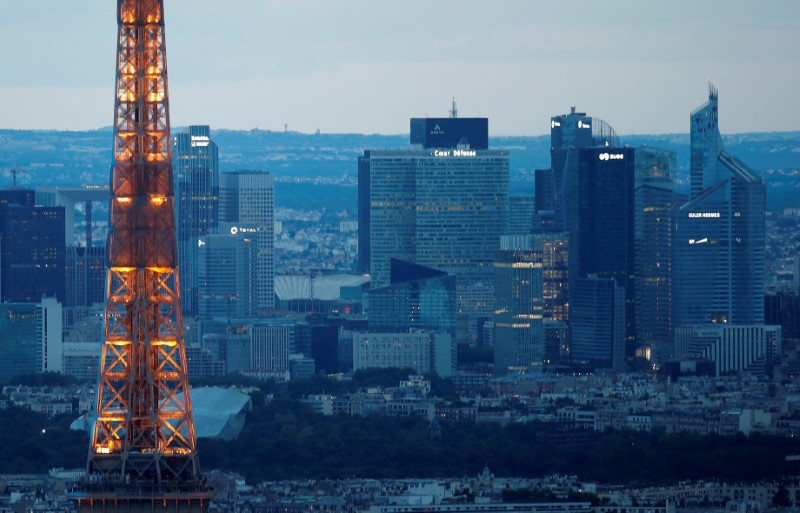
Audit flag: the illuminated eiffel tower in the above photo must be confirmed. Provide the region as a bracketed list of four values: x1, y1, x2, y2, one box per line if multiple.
[72, 1, 212, 511]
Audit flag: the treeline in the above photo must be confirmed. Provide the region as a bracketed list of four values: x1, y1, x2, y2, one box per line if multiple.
[0, 406, 87, 473]
[1, 395, 798, 485]
[198, 397, 800, 484]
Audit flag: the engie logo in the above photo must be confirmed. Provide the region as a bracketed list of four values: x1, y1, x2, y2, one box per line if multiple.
[599, 152, 624, 161]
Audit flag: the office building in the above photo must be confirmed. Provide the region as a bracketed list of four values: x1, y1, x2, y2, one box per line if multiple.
[765, 292, 800, 341]
[493, 237, 544, 374]
[220, 171, 275, 310]
[0, 298, 63, 383]
[173, 125, 219, 317]
[369, 258, 457, 335]
[352, 331, 453, 377]
[0, 190, 65, 303]
[65, 246, 106, 308]
[359, 117, 508, 316]
[674, 324, 781, 376]
[250, 319, 294, 373]
[571, 147, 636, 351]
[673, 86, 766, 328]
[570, 276, 626, 371]
[196, 223, 259, 320]
[544, 107, 618, 233]
[508, 196, 535, 235]
[634, 146, 681, 364]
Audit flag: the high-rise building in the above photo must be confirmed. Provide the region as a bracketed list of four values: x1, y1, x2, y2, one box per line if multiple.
[173, 125, 219, 317]
[571, 147, 636, 352]
[359, 117, 508, 316]
[0, 298, 62, 383]
[507, 196, 536, 235]
[65, 246, 106, 308]
[570, 276, 626, 371]
[634, 146, 681, 364]
[196, 224, 259, 320]
[220, 171, 275, 311]
[0, 190, 65, 303]
[545, 108, 618, 233]
[493, 236, 544, 374]
[673, 86, 766, 329]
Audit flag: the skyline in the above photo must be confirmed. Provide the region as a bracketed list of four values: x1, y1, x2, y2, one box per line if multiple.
[1, 1, 799, 135]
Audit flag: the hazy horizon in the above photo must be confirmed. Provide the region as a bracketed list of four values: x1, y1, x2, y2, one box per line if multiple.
[1, 0, 798, 135]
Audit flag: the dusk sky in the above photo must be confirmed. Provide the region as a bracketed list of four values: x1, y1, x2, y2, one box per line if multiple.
[1, 0, 798, 135]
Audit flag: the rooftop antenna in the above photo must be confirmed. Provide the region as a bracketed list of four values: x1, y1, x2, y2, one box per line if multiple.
[450, 97, 458, 118]
[570, 105, 576, 114]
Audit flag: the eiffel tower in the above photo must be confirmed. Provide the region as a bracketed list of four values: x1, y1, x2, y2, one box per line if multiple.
[72, 1, 212, 511]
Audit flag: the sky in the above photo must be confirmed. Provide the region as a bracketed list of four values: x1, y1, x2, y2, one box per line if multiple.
[0, 0, 798, 136]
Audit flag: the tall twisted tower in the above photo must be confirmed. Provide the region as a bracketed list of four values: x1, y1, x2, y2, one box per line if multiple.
[73, 1, 211, 511]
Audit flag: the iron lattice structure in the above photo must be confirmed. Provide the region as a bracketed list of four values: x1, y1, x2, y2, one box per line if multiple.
[86, 0, 201, 487]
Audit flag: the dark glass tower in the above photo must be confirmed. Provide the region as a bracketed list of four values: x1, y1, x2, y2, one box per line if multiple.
[0, 190, 65, 303]
[173, 125, 219, 317]
[571, 147, 636, 355]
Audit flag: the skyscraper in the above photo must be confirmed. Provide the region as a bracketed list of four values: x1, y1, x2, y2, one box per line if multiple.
[65, 246, 106, 308]
[673, 86, 766, 330]
[634, 147, 681, 364]
[220, 171, 275, 311]
[173, 125, 219, 317]
[0, 299, 62, 383]
[571, 147, 636, 354]
[0, 190, 65, 303]
[545, 107, 618, 233]
[360, 116, 508, 316]
[571, 275, 626, 371]
[196, 224, 259, 320]
[493, 236, 544, 374]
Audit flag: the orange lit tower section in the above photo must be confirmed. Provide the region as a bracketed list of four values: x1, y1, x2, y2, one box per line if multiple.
[73, 1, 211, 512]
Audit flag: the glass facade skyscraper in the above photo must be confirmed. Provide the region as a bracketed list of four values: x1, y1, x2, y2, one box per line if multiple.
[361, 146, 508, 316]
[634, 147, 681, 364]
[493, 237, 544, 374]
[571, 147, 636, 353]
[220, 171, 275, 311]
[173, 125, 219, 317]
[674, 87, 766, 330]
[0, 191, 65, 304]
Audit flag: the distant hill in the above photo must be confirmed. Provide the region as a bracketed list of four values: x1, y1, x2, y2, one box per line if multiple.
[0, 128, 797, 211]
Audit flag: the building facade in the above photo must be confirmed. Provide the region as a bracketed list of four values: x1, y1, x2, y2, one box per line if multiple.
[673, 87, 766, 329]
[352, 331, 453, 377]
[493, 236, 544, 374]
[570, 276, 626, 371]
[0, 190, 65, 303]
[368, 259, 457, 336]
[173, 125, 220, 317]
[197, 225, 259, 320]
[674, 324, 781, 376]
[0, 299, 62, 383]
[361, 148, 508, 316]
[634, 146, 680, 364]
[220, 171, 275, 311]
